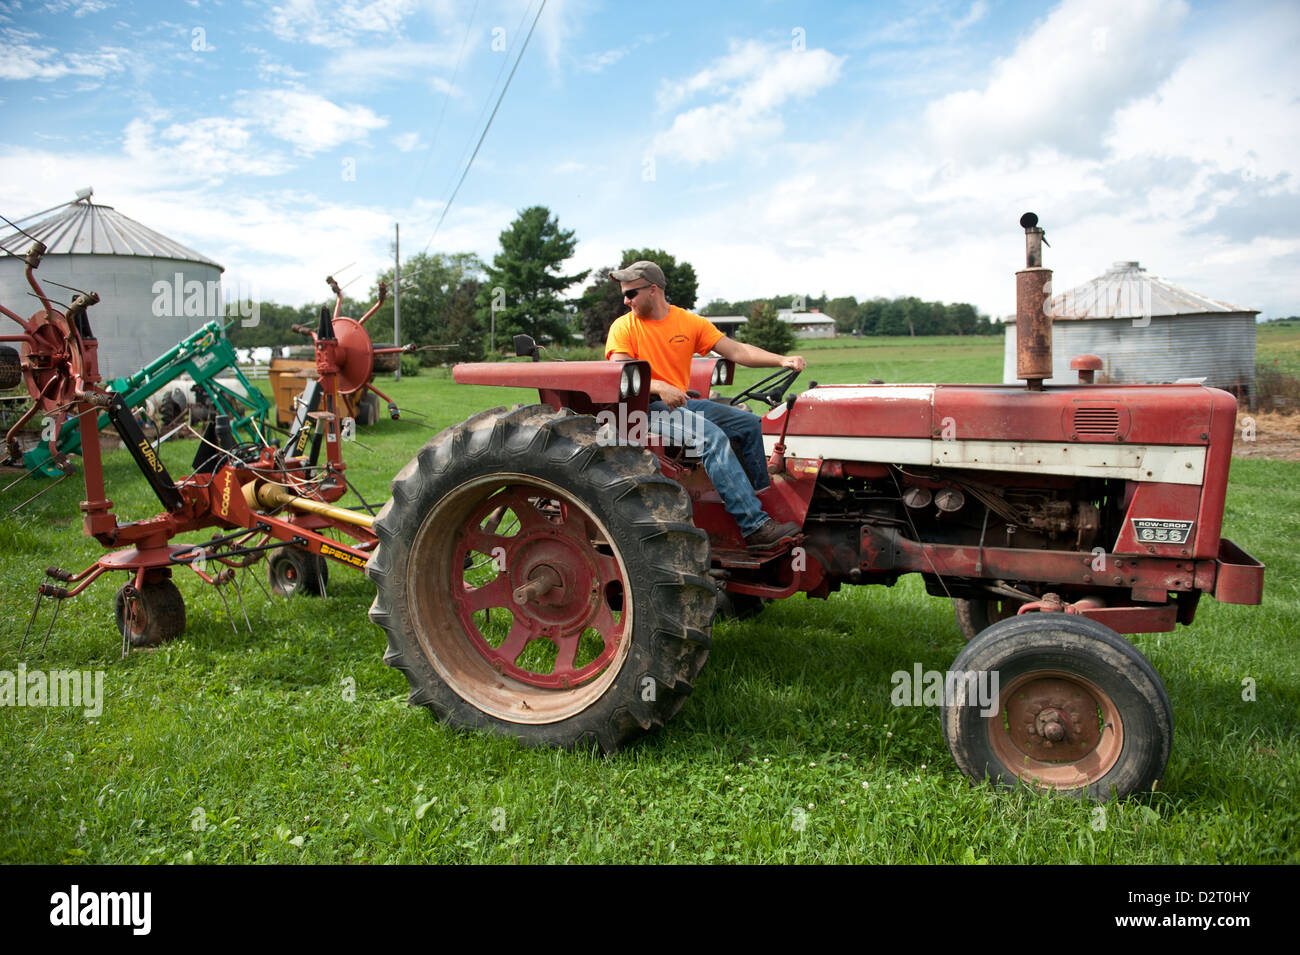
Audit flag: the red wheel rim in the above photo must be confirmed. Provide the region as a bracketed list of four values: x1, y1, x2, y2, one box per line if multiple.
[988, 670, 1124, 790]
[452, 486, 625, 689]
[406, 473, 635, 724]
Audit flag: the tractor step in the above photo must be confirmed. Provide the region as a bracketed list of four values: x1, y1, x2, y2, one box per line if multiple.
[709, 534, 805, 569]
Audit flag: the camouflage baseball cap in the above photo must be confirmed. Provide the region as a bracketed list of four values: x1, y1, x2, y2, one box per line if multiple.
[610, 260, 667, 288]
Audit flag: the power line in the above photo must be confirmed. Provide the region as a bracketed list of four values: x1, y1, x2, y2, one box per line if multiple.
[432, 0, 532, 221]
[408, 0, 480, 205]
[422, 0, 547, 256]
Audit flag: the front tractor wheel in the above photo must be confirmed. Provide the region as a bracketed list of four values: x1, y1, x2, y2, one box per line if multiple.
[941, 614, 1173, 800]
[367, 405, 716, 752]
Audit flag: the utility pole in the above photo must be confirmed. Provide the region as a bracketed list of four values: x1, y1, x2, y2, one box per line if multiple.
[394, 223, 401, 382]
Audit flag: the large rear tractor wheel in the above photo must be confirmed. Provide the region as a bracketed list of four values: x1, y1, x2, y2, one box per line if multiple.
[942, 614, 1172, 800]
[114, 579, 186, 648]
[953, 596, 1019, 641]
[367, 405, 716, 752]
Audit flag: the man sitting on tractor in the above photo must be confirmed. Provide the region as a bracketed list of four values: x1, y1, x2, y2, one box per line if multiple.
[605, 260, 804, 550]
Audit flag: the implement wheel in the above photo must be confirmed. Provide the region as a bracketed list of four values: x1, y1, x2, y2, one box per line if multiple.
[114, 579, 186, 648]
[367, 405, 715, 752]
[268, 546, 329, 597]
[942, 614, 1172, 800]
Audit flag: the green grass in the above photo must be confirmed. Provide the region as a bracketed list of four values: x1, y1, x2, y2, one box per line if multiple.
[0, 339, 1296, 864]
[1257, 323, 1300, 380]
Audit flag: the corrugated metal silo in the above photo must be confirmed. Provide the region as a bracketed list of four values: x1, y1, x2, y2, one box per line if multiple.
[1003, 261, 1258, 398]
[0, 189, 225, 380]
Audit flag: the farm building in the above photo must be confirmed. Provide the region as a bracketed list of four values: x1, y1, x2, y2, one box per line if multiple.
[0, 188, 225, 380]
[777, 308, 837, 338]
[706, 308, 838, 340]
[1003, 261, 1258, 399]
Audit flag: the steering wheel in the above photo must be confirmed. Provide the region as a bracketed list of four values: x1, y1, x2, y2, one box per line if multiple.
[728, 367, 802, 408]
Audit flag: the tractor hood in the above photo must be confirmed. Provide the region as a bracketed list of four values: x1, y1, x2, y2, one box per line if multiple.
[762, 382, 1228, 447]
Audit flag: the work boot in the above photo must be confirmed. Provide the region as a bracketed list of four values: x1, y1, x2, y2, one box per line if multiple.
[744, 519, 800, 550]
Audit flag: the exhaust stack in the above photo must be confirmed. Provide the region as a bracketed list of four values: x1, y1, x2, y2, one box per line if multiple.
[1015, 212, 1053, 391]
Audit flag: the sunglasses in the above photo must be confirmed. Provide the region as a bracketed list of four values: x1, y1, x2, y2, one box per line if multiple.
[623, 285, 653, 301]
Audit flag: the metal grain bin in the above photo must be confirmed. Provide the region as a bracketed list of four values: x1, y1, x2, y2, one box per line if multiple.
[1003, 261, 1258, 398]
[0, 189, 225, 380]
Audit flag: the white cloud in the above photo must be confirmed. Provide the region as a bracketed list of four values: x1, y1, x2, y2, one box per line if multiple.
[122, 114, 292, 180]
[925, 0, 1189, 162]
[536, 0, 596, 73]
[0, 28, 127, 80]
[579, 47, 628, 72]
[42, 0, 111, 16]
[321, 40, 461, 90]
[1107, 3, 1300, 182]
[267, 0, 418, 48]
[952, 1, 988, 31]
[651, 41, 844, 165]
[235, 90, 388, 154]
[0, 147, 511, 309]
[392, 131, 421, 152]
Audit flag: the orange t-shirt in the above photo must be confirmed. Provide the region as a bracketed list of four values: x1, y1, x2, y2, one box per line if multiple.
[604, 305, 725, 393]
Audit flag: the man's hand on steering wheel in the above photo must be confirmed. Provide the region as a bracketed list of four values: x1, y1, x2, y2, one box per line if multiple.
[729, 365, 803, 408]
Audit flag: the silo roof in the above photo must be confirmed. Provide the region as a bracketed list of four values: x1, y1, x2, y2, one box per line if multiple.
[0, 198, 223, 270]
[1047, 261, 1255, 321]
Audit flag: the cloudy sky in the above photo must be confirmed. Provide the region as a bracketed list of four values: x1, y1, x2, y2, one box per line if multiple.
[1, 0, 1296, 318]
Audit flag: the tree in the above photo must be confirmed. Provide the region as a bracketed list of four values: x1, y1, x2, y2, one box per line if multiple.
[576, 248, 700, 347]
[739, 302, 795, 354]
[946, 302, 979, 336]
[825, 295, 859, 333]
[620, 248, 698, 311]
[370, 251, 485, 365]
[476, 206, 589, 347]
[576, 267, 625, 347]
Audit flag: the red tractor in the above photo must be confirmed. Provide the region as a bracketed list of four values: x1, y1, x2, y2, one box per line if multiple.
[366, 214, 1264, 799]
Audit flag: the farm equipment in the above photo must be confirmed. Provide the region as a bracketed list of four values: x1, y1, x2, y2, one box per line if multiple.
[1, 243, 392, 643]
[1, 214, 1265, 801]
[14, 320, 270, 477]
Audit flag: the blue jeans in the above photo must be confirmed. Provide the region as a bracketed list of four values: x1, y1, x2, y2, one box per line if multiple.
[648, 398, 769, 535]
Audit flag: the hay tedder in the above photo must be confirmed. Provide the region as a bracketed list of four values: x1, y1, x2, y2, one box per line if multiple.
[1, 215, 1265, 799]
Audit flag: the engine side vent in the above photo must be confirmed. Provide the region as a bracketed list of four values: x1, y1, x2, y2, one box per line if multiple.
[1074, 406, 1120, 435]
[1065, 402, 1132, 442]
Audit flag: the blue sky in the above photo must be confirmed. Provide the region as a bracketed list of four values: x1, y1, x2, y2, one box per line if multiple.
[1, 0, 1297, 319]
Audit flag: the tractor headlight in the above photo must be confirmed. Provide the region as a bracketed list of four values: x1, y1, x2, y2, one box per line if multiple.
[710, 359, 733, 386]
[711, 362, 723, 386]
[620, 365, 641, 399]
